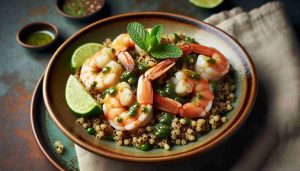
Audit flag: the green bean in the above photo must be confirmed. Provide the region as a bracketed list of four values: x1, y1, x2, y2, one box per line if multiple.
[185, 36, 193, 43]
[184, 54, 197, 64]
[107, 134, 114, 141]
[138, 62, 149, 72]
[86, 127, 95, 135]
[174, 96, 185, 104]
[157, 88, 166, 96]
[120, 71, 133, 81]
[128, 77, 137, 85]
[155, 124, 170, 139]
[211, 82, 218, 92]
[164, 83, 175, 97]
[191, 72, 201, 80]
[155, 129, 165, 139]
[173, 33, 180, 40]
[140, 143, 150, 151]
[159, 112, 173, 126]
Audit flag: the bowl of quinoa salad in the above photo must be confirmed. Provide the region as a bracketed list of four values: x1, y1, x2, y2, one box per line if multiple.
[43, 12, 257, 162]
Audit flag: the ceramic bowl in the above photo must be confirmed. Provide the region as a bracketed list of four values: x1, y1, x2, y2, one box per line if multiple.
[43, 12, 257, 162]
[16, 22, 59, 51]
[56, 0, 105, 21]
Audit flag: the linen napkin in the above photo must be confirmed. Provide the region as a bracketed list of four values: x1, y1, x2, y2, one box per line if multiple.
[75, 2, 300, 170]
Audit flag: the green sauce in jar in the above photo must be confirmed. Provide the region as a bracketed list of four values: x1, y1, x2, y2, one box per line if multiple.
[24, 31, 53, 46]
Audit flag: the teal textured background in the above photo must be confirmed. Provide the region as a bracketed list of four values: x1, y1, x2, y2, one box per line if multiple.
[1, 0, 299, 170]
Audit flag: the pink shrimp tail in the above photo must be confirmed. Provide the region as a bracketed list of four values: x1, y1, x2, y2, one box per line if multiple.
[117, 51, 135, 72]
[180, 44, 193, 56]
[190, 43, 217, 57]
[154, 94, 182, 115]
[181, 103, 207, 118]
[137, 75, 153, 105]
[144, 59, 176, 81]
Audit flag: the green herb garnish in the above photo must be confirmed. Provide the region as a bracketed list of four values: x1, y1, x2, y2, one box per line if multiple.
[173, 33, 180, 40]
[207, 58, 216, 64]
[141, 106, 148, 113]
[128, 103, 139, 117]
[184, 54, 197, 64]
[127, 22, 183, 59]
[107, 87, 116, 95]
[102, 87, 117, 97]
[138, 62, 150, 72]
[210, 82, 218, 92]
[91, 81, 97, 88]
[185, 36, 193, 43]
[117, 117, 123, 123]
[189, 71, 201, 80]
[102, 66, 110, 73]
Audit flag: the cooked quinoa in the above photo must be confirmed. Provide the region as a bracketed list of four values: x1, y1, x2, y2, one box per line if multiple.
[73, 31, 236, 151]
[76, 70, 236, 151]
[54, 140, 64, 154]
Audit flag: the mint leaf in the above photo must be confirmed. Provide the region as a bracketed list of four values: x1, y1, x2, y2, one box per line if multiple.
[149, 24, 163, 42]
[127, 22, 148, 51]
[146, 24, 163, 51]
[150, 44, 183, 59]
[147, 36, 159, 52]
[127, 22, 182, 59]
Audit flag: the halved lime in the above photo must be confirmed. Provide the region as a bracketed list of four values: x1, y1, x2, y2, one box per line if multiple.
[189, 0, 223, 8]
[71, 43, 104, 71]
[65, 75, 101, 117]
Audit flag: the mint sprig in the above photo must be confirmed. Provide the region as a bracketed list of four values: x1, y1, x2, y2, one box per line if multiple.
[151, 44, 183, 59]
[127, 22, 148, 51]
[127, 22, 183, 59]
[148, 24, 163, 43]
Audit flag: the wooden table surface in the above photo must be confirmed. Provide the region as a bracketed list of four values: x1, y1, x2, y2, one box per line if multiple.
[0, 0, 299, 170]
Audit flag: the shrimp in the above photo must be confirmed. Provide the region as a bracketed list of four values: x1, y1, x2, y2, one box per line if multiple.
[103, 77, 153, 131]
[154, 70, 214, 118]
[103, 59, 176, 130]
[181, 43, 229, 81]
[111, 34, 136, 72]
[80, 47, 123, 91]
[171, 70, 194, 96]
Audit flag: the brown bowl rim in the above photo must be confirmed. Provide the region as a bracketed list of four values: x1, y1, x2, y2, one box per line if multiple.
[55, 0, 105, 20]
[16, 21, 59, 49]
[43, 12, 257, 162]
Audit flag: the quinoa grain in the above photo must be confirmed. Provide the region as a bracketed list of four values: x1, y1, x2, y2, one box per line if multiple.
[74, 42, 236, 151]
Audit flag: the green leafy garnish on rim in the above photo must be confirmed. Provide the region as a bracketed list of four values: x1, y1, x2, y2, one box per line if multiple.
[127, 22, 183, 59]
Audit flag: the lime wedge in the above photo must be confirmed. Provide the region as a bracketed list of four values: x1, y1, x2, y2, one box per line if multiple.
[189, 0, 223, 8]
[65, 75, 101, 117]
[71, 43, 104, 71]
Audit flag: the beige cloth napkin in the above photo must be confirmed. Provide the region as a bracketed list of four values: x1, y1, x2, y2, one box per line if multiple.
[75, 2, 300, 170]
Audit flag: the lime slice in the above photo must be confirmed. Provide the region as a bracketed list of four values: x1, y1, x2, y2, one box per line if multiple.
[71, 43, 104, 71]
[189, 0, 223, 8]
[65, 75, 101, 117]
